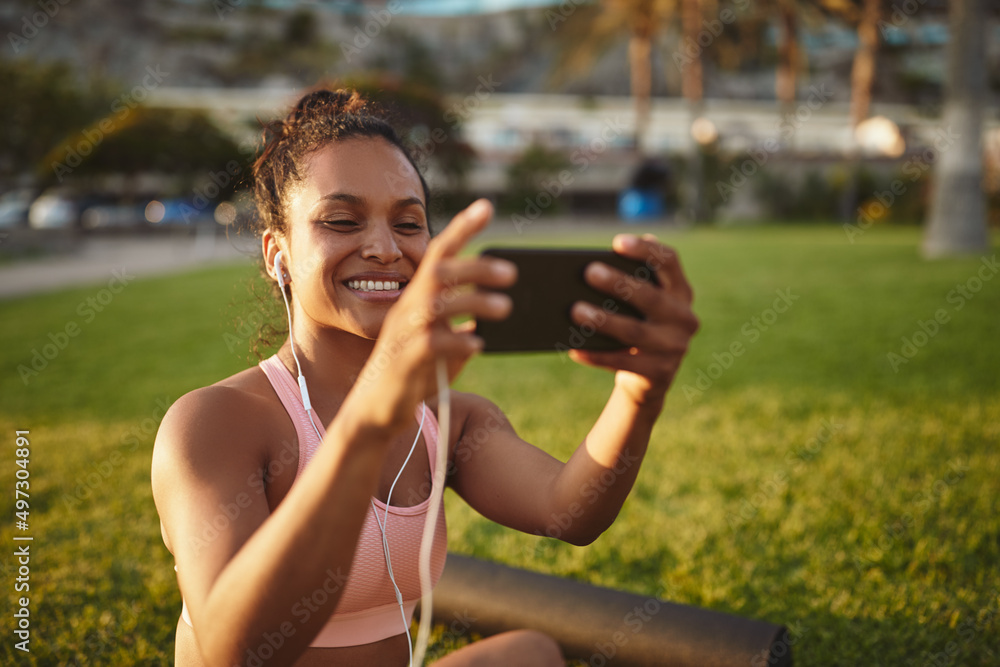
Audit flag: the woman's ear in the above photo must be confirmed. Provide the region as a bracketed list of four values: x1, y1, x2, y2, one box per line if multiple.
[262, 231, 285, 284]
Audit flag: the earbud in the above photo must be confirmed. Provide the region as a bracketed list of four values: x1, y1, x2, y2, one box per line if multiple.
[274, 250, 286, 287]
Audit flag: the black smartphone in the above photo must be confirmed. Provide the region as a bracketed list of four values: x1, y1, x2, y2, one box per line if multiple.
[474, 247, 658, 353]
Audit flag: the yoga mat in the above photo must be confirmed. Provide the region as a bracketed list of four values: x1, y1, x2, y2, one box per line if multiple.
[424, 554, 792, 667]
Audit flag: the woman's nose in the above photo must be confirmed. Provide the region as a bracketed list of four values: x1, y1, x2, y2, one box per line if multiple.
[360, 223, 403, 263]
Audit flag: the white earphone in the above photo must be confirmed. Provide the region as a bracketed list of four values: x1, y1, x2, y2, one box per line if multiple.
[273, 250, 313, 413]
[274, 250, 287, 287]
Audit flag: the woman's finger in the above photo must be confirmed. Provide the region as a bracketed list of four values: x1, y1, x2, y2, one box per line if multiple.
[568, 347, 683, 379]
[610, 234, 694, 303]
[582, 261, 664, 318]
[424, 199, 494, 262]
[435, 256, 517, 291]
[570, 301, 696, 352]
[436, 291, 513, 323]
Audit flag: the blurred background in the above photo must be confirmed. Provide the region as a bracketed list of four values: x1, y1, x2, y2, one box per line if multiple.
[1, 2, 999, 666]
[1, 0, 998, 256]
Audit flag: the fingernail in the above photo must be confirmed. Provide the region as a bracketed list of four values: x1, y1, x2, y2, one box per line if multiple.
[468, 199, 491, 218]
[620, 234, 641, 250]
[493, 259, 516, 279]
[487, 293, 511, 310]
[575, 301, 598, 318]
[587, 262, 612, 281]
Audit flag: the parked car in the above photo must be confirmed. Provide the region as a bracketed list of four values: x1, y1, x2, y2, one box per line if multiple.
[0, 188, 37, 228]
[28, 189, 111, 229]
[81, 203, 148, 229]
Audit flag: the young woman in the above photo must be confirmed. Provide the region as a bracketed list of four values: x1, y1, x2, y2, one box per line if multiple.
[151, 88, 699, 667]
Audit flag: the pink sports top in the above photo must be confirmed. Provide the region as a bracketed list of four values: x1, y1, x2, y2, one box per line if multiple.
[178, 354, 448, 648]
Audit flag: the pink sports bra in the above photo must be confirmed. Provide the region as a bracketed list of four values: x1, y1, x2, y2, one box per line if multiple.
[178, 354, 448, 648]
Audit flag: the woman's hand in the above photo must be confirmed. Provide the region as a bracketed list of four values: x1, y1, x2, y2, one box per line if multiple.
[353, 199, 516, 430]
[568, 233, 699, 408]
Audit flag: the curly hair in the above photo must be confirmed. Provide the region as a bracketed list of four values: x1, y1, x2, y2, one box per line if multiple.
[246, 86, 431, 358]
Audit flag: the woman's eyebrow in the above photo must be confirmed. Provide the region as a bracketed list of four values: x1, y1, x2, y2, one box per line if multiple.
[311, 193, 425, 214]
[314, 192, 366, 209]
[392, 196, 427, 214]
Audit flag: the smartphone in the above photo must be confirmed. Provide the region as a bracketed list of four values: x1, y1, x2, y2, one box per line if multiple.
[474, 247, 658, 353]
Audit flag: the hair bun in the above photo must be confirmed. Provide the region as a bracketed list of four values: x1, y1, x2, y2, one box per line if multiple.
[290, 88, 368, 124]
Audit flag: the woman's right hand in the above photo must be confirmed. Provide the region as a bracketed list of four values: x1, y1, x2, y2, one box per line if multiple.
[350, 198, 516, 432]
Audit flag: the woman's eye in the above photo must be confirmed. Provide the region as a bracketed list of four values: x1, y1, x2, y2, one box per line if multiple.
[395, 221, 424, 232]
[322, 219, 357, 228]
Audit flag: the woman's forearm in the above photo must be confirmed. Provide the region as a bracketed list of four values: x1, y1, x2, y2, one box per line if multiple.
[549, 383, 662, 546]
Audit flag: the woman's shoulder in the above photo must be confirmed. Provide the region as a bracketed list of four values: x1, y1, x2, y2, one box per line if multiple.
[154, 364, 283, 468]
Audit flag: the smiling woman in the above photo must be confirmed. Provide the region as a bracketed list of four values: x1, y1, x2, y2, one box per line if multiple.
[150, 86, 698, 667]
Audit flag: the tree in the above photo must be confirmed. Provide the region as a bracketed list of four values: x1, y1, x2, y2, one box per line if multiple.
[847, 0, 881, 132]
[0, 59, 110, 186]
[923, 0, 990, 257]
[812, 0, 883, 219]
[339, 73, 476, 215]
[775, 0, 801, 113]
[550, 0, 678, 155]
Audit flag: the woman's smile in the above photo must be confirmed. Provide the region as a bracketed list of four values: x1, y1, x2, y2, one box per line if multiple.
[342, 272, 409, 302]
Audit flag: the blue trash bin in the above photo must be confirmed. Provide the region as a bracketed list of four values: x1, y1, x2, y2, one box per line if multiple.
[618, 188, 664, 222]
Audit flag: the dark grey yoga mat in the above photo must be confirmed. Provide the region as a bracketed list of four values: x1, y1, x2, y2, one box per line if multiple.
[423, 554, 792, 667]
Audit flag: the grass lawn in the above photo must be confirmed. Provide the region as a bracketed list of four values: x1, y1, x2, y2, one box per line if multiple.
[1, 222, 998, 666]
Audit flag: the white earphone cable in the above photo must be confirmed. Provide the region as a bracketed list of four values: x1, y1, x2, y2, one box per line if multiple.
[277, 252, 428, 666]
[371, 406, 425, 666]
[276, 253, 450, 667]
[412, 357, 450, 667]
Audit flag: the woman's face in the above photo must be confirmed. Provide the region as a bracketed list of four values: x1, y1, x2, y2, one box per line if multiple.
[277, 136, 430, 340]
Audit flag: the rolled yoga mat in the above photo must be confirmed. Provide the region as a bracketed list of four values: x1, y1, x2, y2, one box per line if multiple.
[424, 554, 792, 667]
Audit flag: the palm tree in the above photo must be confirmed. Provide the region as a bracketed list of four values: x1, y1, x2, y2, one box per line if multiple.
[679, 0, 707, 221]
[810, 0, 882, 218]
[847, 0, 880, 132]
[550, 0, 678, 155]
[775, 0, 801, 113]
[923, 0, 990, 257]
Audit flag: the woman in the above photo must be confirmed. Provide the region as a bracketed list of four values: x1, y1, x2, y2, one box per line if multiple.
[151, 88, 699, 667]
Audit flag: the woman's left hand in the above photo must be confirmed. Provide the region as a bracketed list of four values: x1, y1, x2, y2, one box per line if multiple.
[568, 233, 699, 408]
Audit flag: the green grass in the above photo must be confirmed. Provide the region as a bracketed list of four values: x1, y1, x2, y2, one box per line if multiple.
[1, 224, 998, 665]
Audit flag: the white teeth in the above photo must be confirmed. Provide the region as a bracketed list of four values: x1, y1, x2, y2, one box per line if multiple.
[348, 279, 400, 292]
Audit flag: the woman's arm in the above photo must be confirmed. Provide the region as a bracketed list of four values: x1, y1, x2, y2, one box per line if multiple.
[152, 200, 516, 667]
[449, 234, 698, 546]
[152, 386, 402, 666]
